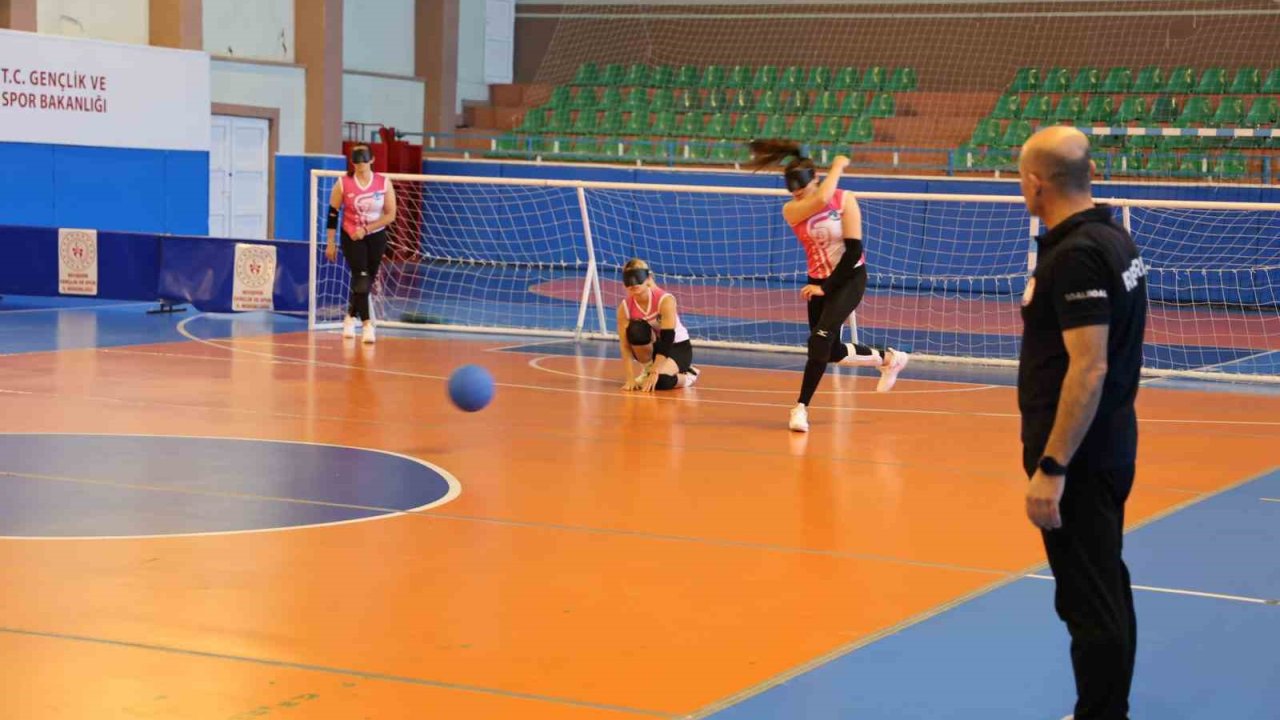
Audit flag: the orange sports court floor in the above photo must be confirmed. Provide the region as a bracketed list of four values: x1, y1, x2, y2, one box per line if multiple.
[1, 300, 1277, 719]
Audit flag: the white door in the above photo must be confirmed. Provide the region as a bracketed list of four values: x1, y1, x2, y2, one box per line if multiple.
[209, 115, 269, 239]
[483, 0, 514, 84]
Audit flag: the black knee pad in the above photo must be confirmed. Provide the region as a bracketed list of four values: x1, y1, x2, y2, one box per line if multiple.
[655, 373, 678, 391]
[352, 272, 372, 294]
[807, 329, 836, 363]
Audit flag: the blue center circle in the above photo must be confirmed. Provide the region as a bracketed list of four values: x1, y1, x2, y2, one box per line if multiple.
[0, 434, 458, 538]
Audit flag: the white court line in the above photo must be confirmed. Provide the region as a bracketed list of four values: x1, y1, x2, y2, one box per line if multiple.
[1262, 497, 1280, 504]
[526, 354, 1001, 396]
[0, 301, 155, 316]
[162, 314, 1280, 427]
[1025, 574, 1278, 606]
[0, 432, 460, 541]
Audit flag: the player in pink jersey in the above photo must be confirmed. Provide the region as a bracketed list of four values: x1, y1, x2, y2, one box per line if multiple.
[325, 144, 398, 343]
[749, 140, 909, 432]
[616, 258, 700, 392]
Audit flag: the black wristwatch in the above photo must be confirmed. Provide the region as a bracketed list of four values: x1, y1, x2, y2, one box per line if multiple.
[1038, 456, 1068, 476]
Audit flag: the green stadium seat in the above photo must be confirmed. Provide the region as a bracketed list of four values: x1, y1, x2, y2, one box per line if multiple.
[650, 88, 675, 112]
[759, 114, 788, 139]
[650, 110, 677, 135]
[1149, 95, 1178, 123]
[620, 111, 649, 136]
[777, 66, 805, 91]
[622, 87, 649, 112]
[859, 66, 886, 91]
[650, 66, 675, 88]
[570, 87, 599, 110]
[702, 88, 729, 113]
[598, 109, 624, 135]
[1194, 67, 1227, 95]
[488, 134, 523, 159]
[726, 65, 752, 89]
[728, 113, 759, 140]
[1263, 68, 1280, 93]
[867, 92, 895, 118]
[673, 89, 698, 113]
[699, 65, 726, 90]
[981, 148, 1017, 171]
[1131, 66, 1163, 93]
[782, 90, 810, 115]
[831, 67, 860, 91]
[805, 67, 833, 90]
[1010, 67, 1039, 93]
[1245, 97, 1279, 126]
[672, 111, 703, 137]
[711, 141, 750, 164]
[1143, 152, 1179, 174]
[1114, 148, 1145, 175]
[1228, 68, 1261, 95]
[1100, 67, 1133, 94]
[1215, 153, 1248, 178]
[1052, 95, 1084, 122]
[700, 113, 730, 138]
[1178, 96, 1214, 124]
[991, 93, 1022, 120]
[571, 63, 600, 87]
[599, 87, 624, 109]
[728, 89, 754, 114]
[887, 67, 918, 91]
[543, 108, 572, 134]
[674, 65, 699, 88]
[953, 144, 982, 170]
[751, 66, 779, 90]
[969, 117, 1003, 147]
[843, 116, 875, 144]
[814, 116, 845, 143]
[1177, 154, 1208, 178]
[601, 64, 627, 86]
[1070, 67, 1100, 93]
[622, 64, 651, 88]
[787, 115, 820, 142]
[569, 110, 598, 135]
[1022, 94, 1054, 121]
[1082, 95, 1114, 123]
[1163, 66, 1195, 93]
[1212, 96, 1245, 125]
[1042, 67, 1071, 93]
[516, 108, 547, 133]
[1159, 122, 1198, 150]
[1127, 131, 1158, 150]
[1000, 119, 1033, 147]
[755, 89, 781, 114]
[547, 86, 572, 109]
[839, 92, 867, 116]
[622, 137, 656, 160]
[811, 90, 841, 116]
[1114, 96, 1147, 124]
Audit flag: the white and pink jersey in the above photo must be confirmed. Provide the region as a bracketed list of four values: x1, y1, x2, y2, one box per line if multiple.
[623, 286, 689, 344]
[340, 173, 388, 236]
[789, 189, 864, 280]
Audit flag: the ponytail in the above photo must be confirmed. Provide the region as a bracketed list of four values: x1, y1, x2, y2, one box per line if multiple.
[746, 139, 806, 171]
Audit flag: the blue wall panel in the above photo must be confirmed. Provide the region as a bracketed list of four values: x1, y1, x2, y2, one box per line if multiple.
[273, 155, 346, 241]
[0, 225, 59, 295]
[164, 150, 210, 236]
[51, 146, 168, 232]
[0, 143, 56, 227]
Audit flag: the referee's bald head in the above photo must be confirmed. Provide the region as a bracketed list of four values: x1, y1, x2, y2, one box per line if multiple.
[1019, 126, 1094, 196]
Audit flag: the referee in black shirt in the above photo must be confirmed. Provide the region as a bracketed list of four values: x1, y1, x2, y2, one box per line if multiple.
[1017, 127, 1147, 720]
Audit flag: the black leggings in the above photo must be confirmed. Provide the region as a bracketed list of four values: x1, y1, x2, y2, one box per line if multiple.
[340, 229, 389, 321]
[798, 266, 878, 405]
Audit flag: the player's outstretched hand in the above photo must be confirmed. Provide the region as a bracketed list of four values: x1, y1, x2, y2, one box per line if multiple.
[801, 284, 825, 300]
[832, 155, 851, 171]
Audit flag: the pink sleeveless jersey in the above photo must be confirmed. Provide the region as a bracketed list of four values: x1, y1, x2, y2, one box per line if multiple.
[340, 173, 388, 236]
[623, 286, 690, 344]
[789, 189, 864, 279]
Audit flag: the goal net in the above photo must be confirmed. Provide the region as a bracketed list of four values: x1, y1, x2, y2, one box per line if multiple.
[309, 170, 1280, 382]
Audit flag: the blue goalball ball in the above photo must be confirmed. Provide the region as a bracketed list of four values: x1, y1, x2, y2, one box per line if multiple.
[448, 364, 495, 412]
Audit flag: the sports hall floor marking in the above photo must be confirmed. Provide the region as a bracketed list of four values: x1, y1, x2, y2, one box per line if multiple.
[683, 463, 1280, 719]
[525, 353, 1002, 395]
[1023, 574, 1280, 606]
[0, 626, 676, 719]
[0, 301, 155, 315]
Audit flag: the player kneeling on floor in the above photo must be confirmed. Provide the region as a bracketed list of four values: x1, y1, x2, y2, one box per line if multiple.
[617, 259, 700, 392]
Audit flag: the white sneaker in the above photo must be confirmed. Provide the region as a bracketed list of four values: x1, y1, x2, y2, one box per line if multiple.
[876, 348, 910, 392]
[361, 322, 376, 344]
[342, 316, 357, 338]
[789, 403, 809, 433]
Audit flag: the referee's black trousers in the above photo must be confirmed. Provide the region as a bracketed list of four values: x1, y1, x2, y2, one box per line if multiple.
[1040, 465, 1137, 720]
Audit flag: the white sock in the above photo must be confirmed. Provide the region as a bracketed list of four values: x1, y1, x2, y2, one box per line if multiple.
[843, 344, 883, 367]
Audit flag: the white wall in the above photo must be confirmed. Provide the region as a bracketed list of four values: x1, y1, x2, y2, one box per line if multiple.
[211, 60, 306, 154]
[343, 74, 425, 135]
[37, 0, 148, 45]
[343, 0, 415, 76]
[456, 0, 487, 114]
[204, 0, 294, 62]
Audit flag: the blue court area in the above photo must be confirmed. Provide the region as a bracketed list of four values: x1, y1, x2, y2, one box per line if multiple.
[0, 434, 455, 537]
[707, 470, 1280, 720]
[0, 295, 307, 355]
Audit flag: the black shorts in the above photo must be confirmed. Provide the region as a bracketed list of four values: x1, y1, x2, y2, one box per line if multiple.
[631, 339, 694, 374]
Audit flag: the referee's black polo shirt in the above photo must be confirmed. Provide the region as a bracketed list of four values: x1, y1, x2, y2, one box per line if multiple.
[1018, 205, 1148, 474]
